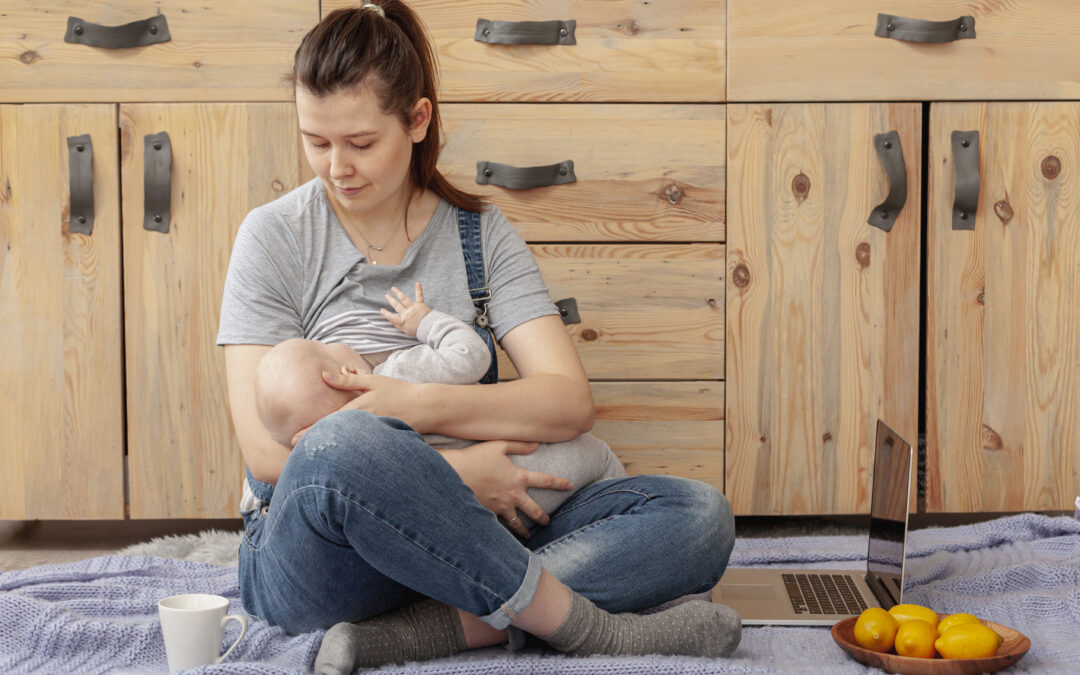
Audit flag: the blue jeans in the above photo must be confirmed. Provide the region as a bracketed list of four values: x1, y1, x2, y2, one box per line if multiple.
[238, 410, 735, 635]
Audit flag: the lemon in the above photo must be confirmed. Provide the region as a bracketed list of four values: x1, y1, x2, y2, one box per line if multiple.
[894, 619, 939, 658]
[853, 607, 900, 653]
[935, 622, 1004, 659]
[937, 612, 982, 635]
[888, 603, 940, 629]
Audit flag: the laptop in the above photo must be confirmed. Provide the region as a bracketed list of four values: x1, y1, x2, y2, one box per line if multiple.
[712, 419, 914, 626]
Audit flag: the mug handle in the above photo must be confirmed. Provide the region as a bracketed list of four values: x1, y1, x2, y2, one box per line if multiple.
[215, 614, 249, 664]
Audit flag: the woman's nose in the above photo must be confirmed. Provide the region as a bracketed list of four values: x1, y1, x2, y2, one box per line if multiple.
[329, 146, 353, 179]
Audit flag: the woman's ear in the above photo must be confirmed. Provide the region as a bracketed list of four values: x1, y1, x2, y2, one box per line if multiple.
[409, 98, 432, 143]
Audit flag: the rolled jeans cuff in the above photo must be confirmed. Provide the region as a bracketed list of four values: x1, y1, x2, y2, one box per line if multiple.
[479, 554, 542, 630]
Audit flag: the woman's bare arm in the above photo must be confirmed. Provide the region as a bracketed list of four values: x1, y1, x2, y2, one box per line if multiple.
[324, 314, 594, 443]
[224, 343, 292, 484]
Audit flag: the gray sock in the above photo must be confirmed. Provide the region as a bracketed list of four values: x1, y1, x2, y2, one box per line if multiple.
[314, 599, 467, 674]
[542, 590, 741, 658]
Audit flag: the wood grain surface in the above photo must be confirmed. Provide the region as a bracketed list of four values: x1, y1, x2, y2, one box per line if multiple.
[0, 104, 125, 518]
[440, 104, 725, 242]
[729, 0, 1080, 102]
[726, 103, 920, 515]
[322, 0, 725, 102]
[0, 1, 316, 102]
[927, 102, 1080, 512]
[121, 103, 312, 518]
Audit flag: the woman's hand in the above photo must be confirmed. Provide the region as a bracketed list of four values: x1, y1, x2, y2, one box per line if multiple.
[440, 440, 573, 539]
[289, 370, 422, 446]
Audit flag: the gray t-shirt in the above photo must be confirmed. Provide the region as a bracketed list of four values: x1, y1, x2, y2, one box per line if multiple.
[217, 178, 557, 350]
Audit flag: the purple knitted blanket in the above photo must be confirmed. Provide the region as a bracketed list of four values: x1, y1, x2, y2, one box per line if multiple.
[2, 512, 1078, 673]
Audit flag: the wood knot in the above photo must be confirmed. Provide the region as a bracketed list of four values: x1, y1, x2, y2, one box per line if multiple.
[855, 242, 871, 269]
[791, 173, 811, 203]
[664, 184, 682, 205]
[731, 264, 751, 288]
[982, 424, 1003, 451]
[579, 328, 599, 342]
[1041, 156, 1061, 180]
[706, 298, 718, 310]
[615, 19, 641, 36]
[822, 432, 832, 443]
[994, 199, 1013, 225]
[271, 179, 285, 192]
[759, 435, 767, 444]
[193, 61, 202, 68]
[977, 289, 985, 305]
[19, 50, 41, 65]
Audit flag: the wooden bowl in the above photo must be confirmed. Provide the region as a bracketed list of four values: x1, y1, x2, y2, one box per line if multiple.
[831, 615, 1031, 675]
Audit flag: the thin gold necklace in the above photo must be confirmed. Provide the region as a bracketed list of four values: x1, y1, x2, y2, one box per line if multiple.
[340, 208, 406, 265]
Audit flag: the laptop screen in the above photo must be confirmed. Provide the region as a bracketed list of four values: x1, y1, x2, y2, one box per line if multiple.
[864, 420, 914, 607]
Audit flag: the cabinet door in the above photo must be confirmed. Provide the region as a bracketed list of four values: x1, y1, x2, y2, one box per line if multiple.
[0, 105, 124, 518]
[927, 102, 1080, 512]
[0, 1, 317, 102]
[330, 0, 725, 102]
[121, 103, 312, 518]
[726, 103, 920, 515]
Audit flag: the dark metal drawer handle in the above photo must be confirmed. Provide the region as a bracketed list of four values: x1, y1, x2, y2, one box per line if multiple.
[144, 132, 172, 233]
[952, 131, 980, 230]
[476, 160, 576, 190]
[874, 13, 975, 43]
[555, 298, 580, 325]
[65, 15, 171, 49]
[868, 131, 907, 232]
[474, 19, 576, 45]
[67, 135, 94, 235]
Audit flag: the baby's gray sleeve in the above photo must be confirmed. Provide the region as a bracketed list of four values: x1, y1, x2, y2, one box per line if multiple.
[374, 310, 491, 385]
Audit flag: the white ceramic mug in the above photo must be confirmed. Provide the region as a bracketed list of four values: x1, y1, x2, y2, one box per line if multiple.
[158, 593, 248, 672]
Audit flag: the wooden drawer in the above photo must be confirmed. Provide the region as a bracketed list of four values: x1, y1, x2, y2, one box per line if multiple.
[440, 104, 725, 242]
[592, 381, 723, 492]
[321, 0, 725, 102]
[0, 1, 317, 102]
[497, 244, 724, 381]
[728, 0, 1080, 101]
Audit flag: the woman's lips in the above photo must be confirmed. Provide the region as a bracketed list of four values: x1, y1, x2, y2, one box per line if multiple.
[336, 185, 363, 197]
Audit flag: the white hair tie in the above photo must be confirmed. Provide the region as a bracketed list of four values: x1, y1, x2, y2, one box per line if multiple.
[360, 3, 385, 17]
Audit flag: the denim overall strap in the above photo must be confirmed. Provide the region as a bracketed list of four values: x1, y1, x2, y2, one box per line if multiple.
[456, 208, 498, 384]
[246, 465, 276, 504]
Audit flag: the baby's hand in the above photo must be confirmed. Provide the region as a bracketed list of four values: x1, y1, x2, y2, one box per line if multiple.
[381, 282, 431, 337]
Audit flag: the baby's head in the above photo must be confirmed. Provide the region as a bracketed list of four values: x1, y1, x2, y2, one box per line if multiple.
[255, 339, 369, 446]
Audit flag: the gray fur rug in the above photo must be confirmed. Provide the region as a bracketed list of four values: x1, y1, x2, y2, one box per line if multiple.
[119, 529, 243, 566]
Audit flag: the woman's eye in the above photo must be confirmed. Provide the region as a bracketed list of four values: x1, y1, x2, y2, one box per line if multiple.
[351, 142, 372, 150]
[311, 142, 329, 150]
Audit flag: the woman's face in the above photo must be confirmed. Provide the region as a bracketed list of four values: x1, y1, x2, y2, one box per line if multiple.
[295, 84, 430, 217]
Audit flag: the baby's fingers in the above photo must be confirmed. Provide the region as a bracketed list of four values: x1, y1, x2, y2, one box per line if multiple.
[413, 282, 424, 304]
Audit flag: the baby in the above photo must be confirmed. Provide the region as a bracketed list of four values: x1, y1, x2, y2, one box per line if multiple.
[254, 283, 625, 526]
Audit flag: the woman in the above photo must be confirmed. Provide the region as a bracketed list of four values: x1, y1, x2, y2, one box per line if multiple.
[217, 2, 739, 671]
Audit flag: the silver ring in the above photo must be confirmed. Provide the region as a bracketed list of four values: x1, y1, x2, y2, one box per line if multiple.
[506, 515, 520, 524]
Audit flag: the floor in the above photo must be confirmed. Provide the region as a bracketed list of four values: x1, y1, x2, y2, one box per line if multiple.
[1, 512, 1037, 572]
[0, 519, 242, 570]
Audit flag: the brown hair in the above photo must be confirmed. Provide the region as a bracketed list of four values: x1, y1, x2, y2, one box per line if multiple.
[289, 1, 483, 213]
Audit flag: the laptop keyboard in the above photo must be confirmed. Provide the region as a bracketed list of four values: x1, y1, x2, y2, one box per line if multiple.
[782, 573, 868, 615]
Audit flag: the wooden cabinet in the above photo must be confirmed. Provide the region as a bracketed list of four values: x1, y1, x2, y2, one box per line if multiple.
[725, 103, 921, 515]
[1, 0, 318, 519]
[435, 100, 726, 488]
[927, 102, 1080, 512]
[0, 105, 125, 519]
[0, 102, 312, 519]
[728, 0, 1080, 102]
